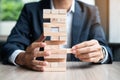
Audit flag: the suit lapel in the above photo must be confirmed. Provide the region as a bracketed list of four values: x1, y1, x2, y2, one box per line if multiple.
[39, 0, 51, 40]
[40, 0, 51, 9]
[71, 1, 84, 46]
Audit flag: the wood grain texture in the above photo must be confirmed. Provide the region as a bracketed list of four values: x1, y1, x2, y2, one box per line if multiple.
[43, 14, 66, 19]
[43, 23, 66, 28]
[0, 62, 120, 80]
[45, 41, 66, 45]
[43, 9, 67, 71]
[44, 58, 66, 62]
[44, 54, 66, 59]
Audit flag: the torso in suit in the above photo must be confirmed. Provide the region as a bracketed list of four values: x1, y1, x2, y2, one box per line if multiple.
[2, 0, 113, 64]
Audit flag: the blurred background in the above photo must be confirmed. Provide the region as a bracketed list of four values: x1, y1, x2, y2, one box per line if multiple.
[0, 0, 120, 61]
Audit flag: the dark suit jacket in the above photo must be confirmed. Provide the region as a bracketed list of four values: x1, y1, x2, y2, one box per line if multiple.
[2, 0, 113, 64]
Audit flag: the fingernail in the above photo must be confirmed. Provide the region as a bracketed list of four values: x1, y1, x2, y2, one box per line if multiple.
[46, 51, 51, 56]
[72, 46, 75, 49]
[72, 50, 76, 54]
[40, 43, 46, 47]
[75, 54, 79, 58]
[43, 61, 48, 66]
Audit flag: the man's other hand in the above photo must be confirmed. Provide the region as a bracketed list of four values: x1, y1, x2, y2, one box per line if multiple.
[72, 40, 104, 63]
[15, 42, 51, 71]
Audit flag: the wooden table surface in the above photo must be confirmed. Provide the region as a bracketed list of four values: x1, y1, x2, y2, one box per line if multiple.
[0, 62, 120, 80]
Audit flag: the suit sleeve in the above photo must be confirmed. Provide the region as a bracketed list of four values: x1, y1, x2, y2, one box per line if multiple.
[89, 6, 113, 63]
[2, 4, 32, 64]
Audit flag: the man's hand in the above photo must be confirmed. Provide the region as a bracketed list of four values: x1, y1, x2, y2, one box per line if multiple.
[72, 40, 104, 63]
[15, 42, 51, 71]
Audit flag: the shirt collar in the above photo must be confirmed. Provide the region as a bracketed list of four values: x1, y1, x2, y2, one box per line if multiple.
[51, 0, 75, 13]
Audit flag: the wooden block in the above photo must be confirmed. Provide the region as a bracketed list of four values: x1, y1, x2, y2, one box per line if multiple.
[60, 36, 66, 41]
[45, 62, 58, 68]
[44, 54, 67, 71]
[43, 23, 66, 28]
[44, 27, 65, 33]
[57, 18, 66, 23]
[45, 41, 66, 45]
[51, 18, 66, 23]
[58, 54, 66, 58]
[44, 32, 67, 36]
[43, 9, 67, 14]
[44, 54, 66, 59]
[45, 45, 60, 50]
[51, 36, 60, 41]
[50, 62, 58, 68]
[43, 9, 51, 14]
[46, 62, 66, 68]
[44, 67, 66, 72]
[51, 18, 58, 23]
[51, 27, 59, 32]
[58, 9, 67, 14]
[44, 58, 66, 62]
[67, 48, 72, 53]
[45, 62, 66, 69]
[43, 23, 51, 27]
[45, 49, 67, 54]
[58, 62, 66, 67]
[51, 10, 59, 14]
[46, 48, 71, 54]
[43, 14, 52, 19]
[44, 48, 71, 54]
[59, 27, 66, 32]
[43, 14, 66, 19]
[44, 27, 50, 32]
[50, 49, 66, 54]
[44, 54, 59, 59]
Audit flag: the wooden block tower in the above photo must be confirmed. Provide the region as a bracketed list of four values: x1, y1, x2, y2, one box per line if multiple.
[43, 9, 69, 71]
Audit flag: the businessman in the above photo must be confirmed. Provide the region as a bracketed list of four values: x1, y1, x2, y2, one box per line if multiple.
[2, 0, 113, 71]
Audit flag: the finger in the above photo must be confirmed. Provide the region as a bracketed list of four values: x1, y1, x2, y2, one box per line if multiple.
[32, 60, 48, 66]
[72, 39, 98, 49]
[30, 42, 46, 50]
[32, 65, 45, 72]
[34, 51, 51, 57]
[76, 51, 100, 59]
[75, 44, 102, 54]
[26, 42, 46, 52]
[79, 56, 100, 63]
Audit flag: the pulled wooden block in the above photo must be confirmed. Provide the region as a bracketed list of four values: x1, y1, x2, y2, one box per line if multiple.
[67, 48, 72, 53]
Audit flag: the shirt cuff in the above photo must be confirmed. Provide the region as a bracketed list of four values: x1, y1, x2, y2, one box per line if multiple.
[100, 46, 109, 64]
[8, 50, 25, 66]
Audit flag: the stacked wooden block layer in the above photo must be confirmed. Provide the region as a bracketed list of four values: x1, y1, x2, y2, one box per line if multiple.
[43, 9, 67, 71]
